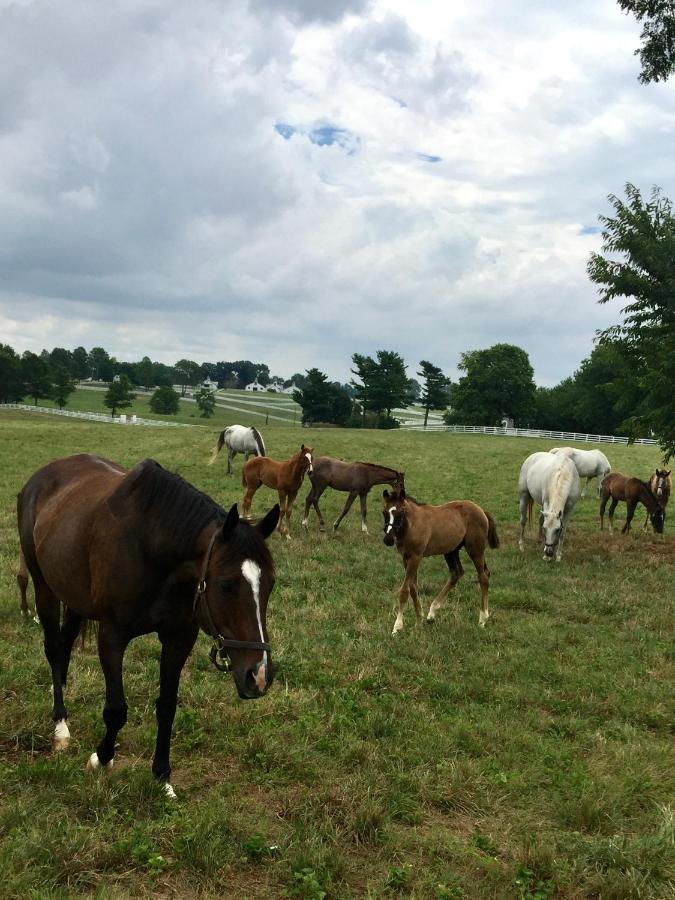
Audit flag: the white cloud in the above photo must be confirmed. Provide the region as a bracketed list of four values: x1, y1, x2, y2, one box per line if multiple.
[1, 0, 673, 387]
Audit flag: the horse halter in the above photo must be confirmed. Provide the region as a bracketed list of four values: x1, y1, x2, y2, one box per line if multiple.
[194, 529, 271, 672]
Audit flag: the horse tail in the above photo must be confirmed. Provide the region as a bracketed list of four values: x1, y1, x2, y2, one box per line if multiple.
[208, 429, 226, 465]
[251, 426, 265, 457]
[485, 510, 500, 549]
[527, 497, 534, 528]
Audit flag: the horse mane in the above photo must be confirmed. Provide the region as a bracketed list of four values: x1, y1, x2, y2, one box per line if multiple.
[110, 460, 225, 548]
[251, 426, 266, 456]
[548, 458, 576, 513]
[356, 462, 400, 476]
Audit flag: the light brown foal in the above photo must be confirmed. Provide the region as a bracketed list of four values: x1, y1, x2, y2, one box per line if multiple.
[382, 485, 499, 635]
[242, 445, 314, 538]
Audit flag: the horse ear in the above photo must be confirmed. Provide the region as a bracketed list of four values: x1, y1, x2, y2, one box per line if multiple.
[257, 504, 280, 539]
[220, 504, 239, 540]
[383, 490, 390, 499]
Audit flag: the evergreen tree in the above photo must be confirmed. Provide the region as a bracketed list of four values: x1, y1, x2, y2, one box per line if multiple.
[136, 356, 155, 390]
[588, 183, 675, 458]
[350, 350, 412, 427]
[88, 347, 114, 381]
[71, 346, 89, 380]
[293, 368, 351, 425]
[50, 365, 76, 409]
[194, 387, 216, 418]
[417, 360, 450, 427]
[149, 385, 180, 415]
[104, 376, 136, 418]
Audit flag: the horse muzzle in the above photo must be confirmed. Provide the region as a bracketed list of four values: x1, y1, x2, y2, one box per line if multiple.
[235, 658, 275, 700]
[383, 532, 395, 547]
[543, 543, 556, 559]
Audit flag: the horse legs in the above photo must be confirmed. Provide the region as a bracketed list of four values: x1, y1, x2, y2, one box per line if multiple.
[599, 494, 609, 530]
[88, 622, 129, 771]
[17, 550, 30, 618]
[227, 448, 236, 476]
[33, 580, 74, 751]
[358, 492, 369, 534]
[622, 500, 637, 534]
[580, 476, 593, 499]
[152, 624, 199, 798]
[302, 485, 327, 531]
[242, 480, 260, 518]
[334, 492, 357, 531]
[469, 549, 491, 625]
[282, 490, 298, 540]
[426, 550, 464, 625]
[518, 493, 530, 551]
[393, 557, 420, 635]
[608, 498, 619, 535]
[555, 508, 573, 562]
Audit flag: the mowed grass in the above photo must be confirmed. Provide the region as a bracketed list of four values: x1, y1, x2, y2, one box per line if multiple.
[0, 411, 673, 899]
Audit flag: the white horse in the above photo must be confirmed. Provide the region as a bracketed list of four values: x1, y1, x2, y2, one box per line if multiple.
[518, 451, 580, 561]
[208, 425, 266, 475]
[549, 447, 611, 498]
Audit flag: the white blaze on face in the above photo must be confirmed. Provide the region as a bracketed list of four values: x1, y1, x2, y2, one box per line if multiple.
[241, 558, 267, 691]
[385, 506, 397, 534]
[305, 452, 313, 473]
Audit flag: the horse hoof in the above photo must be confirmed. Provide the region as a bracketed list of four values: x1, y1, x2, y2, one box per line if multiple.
[86, 752, 113, 772]
[163, 782, 177, 800]
[425, 617, 435, 625]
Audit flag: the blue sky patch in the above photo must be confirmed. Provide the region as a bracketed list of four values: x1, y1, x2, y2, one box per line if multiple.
[416, 153, 442, 163]
[274, 122, 296, 139]
[579, 225, 602, 235]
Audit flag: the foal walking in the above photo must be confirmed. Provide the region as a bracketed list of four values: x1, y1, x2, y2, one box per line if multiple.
[382, 485, 499, 635]
[242, 445, 314, 538]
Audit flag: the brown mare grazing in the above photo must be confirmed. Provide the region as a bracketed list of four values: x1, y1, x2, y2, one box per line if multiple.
[301, 457, 404, 533]
[599, 472, 665, 534]
[242, 445, 313, 538]
[382, 485, 499, 636]
[644, 468, 671, 529]
[17, 454, 279, 798]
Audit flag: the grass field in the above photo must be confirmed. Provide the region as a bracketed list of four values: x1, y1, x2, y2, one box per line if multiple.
[0, 410, 673, 899]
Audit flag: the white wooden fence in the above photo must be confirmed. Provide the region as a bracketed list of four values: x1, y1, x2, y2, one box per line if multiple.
[0, 404, 195, 427]
[400, 422, 657, 445]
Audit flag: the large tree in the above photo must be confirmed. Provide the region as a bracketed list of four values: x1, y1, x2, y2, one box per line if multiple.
[351, 350, 412, 426]
[445, 344, 536, 427]
[88, 347, 114, 382]
[149, 385, 180, 415]
[174, 359, 201, 396]
[619, 0, 675, 83]
[0, 344, 24, 403]
[293, 368, 351, 426]
[21, 352, 52, 405]
[588, 183, 675, 458]
[104, 376, 136, 418]
[417, 360, 450, 427]
[50, 365, 76, 409]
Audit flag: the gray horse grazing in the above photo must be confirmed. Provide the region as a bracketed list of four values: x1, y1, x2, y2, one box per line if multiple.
[209, 425, 266, 475]
[302, 458, 403, 533]
[518, 451, 580, 561]
[549, 447, 611, 498]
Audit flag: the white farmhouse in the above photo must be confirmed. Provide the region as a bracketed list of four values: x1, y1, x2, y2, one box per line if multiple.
[245, 378, 266, 392]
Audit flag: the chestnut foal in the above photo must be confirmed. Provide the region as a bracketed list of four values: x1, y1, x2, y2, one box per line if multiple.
[242, 445, 314, 538]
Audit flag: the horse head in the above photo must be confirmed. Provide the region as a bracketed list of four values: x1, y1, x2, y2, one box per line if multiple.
[382, 485, 406, 546]
[649, 504, 665, 534]
[653, 469, 672, 502]
[541, 508, 563, 560]
[299, 444, 314, 475]
[197, 503, 280, 699]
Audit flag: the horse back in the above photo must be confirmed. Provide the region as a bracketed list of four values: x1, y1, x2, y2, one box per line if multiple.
[406, 500, 484, 558]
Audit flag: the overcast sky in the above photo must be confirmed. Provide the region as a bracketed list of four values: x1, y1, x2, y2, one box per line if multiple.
[2, 0, 674, 385]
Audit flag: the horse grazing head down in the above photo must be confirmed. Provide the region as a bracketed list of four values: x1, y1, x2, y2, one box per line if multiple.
[541, 508, 564, 559]
[382, 485, 407, 546]
[197, 502, 280, 699]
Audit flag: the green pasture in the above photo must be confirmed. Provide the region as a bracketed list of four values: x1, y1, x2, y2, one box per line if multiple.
[0, 410, 673, 899]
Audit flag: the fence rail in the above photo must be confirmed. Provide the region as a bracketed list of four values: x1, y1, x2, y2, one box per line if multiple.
[0, 404, 195, 427]
[400, 422, 658, 445]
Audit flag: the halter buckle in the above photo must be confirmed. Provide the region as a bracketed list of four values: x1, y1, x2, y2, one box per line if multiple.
[209, 636, 232, 672]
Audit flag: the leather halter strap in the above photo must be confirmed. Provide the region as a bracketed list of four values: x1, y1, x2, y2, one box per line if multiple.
[194, 527, 271, 671]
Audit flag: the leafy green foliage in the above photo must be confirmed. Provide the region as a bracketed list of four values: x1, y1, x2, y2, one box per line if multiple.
[418, 359, 450, 427]
[588, 183, 675, 459]
[103, 375, 136, 417]
[351, 350, 412, 426]
[445, 343, 536, 427]
[20, 351, 52, 405]
[0, 344, 24, 403]
[50, 365, 76, 409]
[293, 368, 351, 425]
[149, 385, 180, 415]
[194, 387, 216, 418]
[619, 0, 675, 83]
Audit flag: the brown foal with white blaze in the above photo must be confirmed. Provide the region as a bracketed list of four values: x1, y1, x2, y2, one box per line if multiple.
[382, 485, 499, 636]
[242, 445, 314, 538]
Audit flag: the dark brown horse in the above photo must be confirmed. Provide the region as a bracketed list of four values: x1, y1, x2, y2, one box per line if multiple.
[17, 454, 279, 798]
[644, 468, 671, 529]
[599, 472, 664, 534]
[242, 445, 313, 538]
[301, 457, 404, 533]
[382, 485, 499, 635]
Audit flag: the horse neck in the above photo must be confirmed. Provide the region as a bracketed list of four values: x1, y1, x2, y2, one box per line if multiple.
[639, 482, 659, 511]
[363, 464, 399, 486]
[287, 451, 307, 483]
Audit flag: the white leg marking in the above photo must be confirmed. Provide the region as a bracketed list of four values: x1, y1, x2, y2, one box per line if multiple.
[241, 559, 268, 688]
[361, 522, 368, 534]
[301, 517, 309, 527]
[53, 719, 70, 751]
[392, 613, 404, 635]
[479, 609, 489, 627]
[163, 782, 177, 799]
[86, 751, 113, 772]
